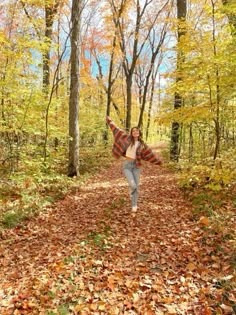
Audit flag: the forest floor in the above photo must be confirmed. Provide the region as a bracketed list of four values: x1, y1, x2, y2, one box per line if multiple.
[0, 148, 235, 315]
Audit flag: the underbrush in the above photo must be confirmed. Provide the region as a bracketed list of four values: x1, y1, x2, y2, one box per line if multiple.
[0, 173, 73, 228]
[174, 153, 236, 309]
[175, 152, 236, 272]
[0, 146, 112, 229]
[177, 149, 236, 191]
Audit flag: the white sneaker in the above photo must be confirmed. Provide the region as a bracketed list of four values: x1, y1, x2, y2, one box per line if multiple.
[132, 206, 137, 212]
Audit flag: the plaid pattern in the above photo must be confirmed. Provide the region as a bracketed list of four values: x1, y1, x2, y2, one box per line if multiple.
[106, 116, 162, 167]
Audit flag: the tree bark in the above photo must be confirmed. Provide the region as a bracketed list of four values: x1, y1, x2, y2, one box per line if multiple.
[170, 0, 187, 161]
[126, 75, 133, 131]
[145, 67, 158, 141]
[68, 0, 81, 177]
[43, 1, 61, 96]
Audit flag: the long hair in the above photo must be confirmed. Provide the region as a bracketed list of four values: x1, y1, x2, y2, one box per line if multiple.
[130, 127, 146, 149]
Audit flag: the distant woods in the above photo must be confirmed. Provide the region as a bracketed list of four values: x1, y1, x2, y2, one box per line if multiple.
[0, 0, 235, 177]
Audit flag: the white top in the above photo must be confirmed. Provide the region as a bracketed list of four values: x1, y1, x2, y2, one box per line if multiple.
[125, 141, 140, 159]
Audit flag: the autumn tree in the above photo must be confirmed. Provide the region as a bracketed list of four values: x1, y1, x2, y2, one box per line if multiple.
[159, 0, 235, 162]
[86, 27, 122, 118]
[109, 0, 171, 130]
[0, 0, 47, 171]
[135, 1, 172, 129]
[20, 0, 63, 97]
[43, 0, 62, 96]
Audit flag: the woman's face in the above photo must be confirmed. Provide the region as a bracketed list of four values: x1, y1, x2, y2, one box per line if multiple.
[131, 128, 140, 138]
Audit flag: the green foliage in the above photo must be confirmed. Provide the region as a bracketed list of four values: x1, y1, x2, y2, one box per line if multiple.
[58, 304, 70, 315]
[231, 251, 236, 270]
[176, 148, 236, 278]
[1, 210, 28, 228]
[159, 0, 236, 163]
[79, 146, 112, 175]
[87, 225, 112, 250]
[63, 256, 77, 264]
[177, 149, 236, 191]
[88, 231, 107, 248]
[0, 126, 113, 228]
[0, 128, 113, 229]
[0, 169, 73, 228]
[191, 192, 222, 217]
[233, 197, 236, 208]
[111, 198, 126, 209]
[103, 198, 127, 219]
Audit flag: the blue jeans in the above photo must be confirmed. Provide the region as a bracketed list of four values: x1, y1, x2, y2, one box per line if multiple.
[122, 160, 141, 208]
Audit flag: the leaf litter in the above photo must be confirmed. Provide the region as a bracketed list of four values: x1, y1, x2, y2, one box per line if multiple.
[0, 159, 235, 314]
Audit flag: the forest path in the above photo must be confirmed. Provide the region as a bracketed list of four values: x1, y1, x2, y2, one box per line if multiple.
[0, 155, 234, 314]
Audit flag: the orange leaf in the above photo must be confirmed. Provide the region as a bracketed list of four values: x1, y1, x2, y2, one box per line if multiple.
[186, 262, 197, 271]
[199, 216, 210, 226]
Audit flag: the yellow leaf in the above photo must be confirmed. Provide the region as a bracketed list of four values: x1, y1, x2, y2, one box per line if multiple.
[89, 303, 97, 311]
[180, 276, 186, 283]
[110, 306, 120, 315]
[163, 270, 169, 277]
[74, 304, 86, 313]
[133, 293, 139, 303]
[162, 296, 174, 303]
[98, 301, 106, 311]
[187, 262, 197, 271]
[165, 304, 177, 314]
[125, 279, 133, 288]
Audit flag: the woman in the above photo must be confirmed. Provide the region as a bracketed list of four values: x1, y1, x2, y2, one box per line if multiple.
[106, 116, 162, 212]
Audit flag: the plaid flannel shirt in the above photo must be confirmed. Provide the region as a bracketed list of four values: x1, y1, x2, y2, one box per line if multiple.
[106, 116, 162, 168]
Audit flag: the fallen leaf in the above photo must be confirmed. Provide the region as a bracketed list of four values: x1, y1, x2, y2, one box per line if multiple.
[187, 262, 197, 271]
[199, 216, 210, 226]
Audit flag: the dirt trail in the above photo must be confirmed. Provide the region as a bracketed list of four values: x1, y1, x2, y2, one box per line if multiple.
[0, 159, 234, 314]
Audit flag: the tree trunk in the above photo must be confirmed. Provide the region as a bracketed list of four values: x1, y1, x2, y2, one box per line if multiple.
[222, 0, 236, 36]
[189, 123, 193, 161]
[105, 32, 117, 142]
[68, 0, 81, 177]
[170, 0, 186, 161]
[126, 75, 132, 130]
[145, 67, 157, 141]
[213, 81, 221, 160]
[212, 2, 221, 160]
[43, 2, 60, 96]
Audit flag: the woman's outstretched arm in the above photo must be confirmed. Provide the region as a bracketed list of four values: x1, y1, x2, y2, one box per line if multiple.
[141, 146, 162, 165]
[106, 116, 125, 139]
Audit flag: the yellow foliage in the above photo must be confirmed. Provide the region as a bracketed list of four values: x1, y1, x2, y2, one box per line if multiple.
[157, 104, 213, 125]
[0, 31, 9, 45]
